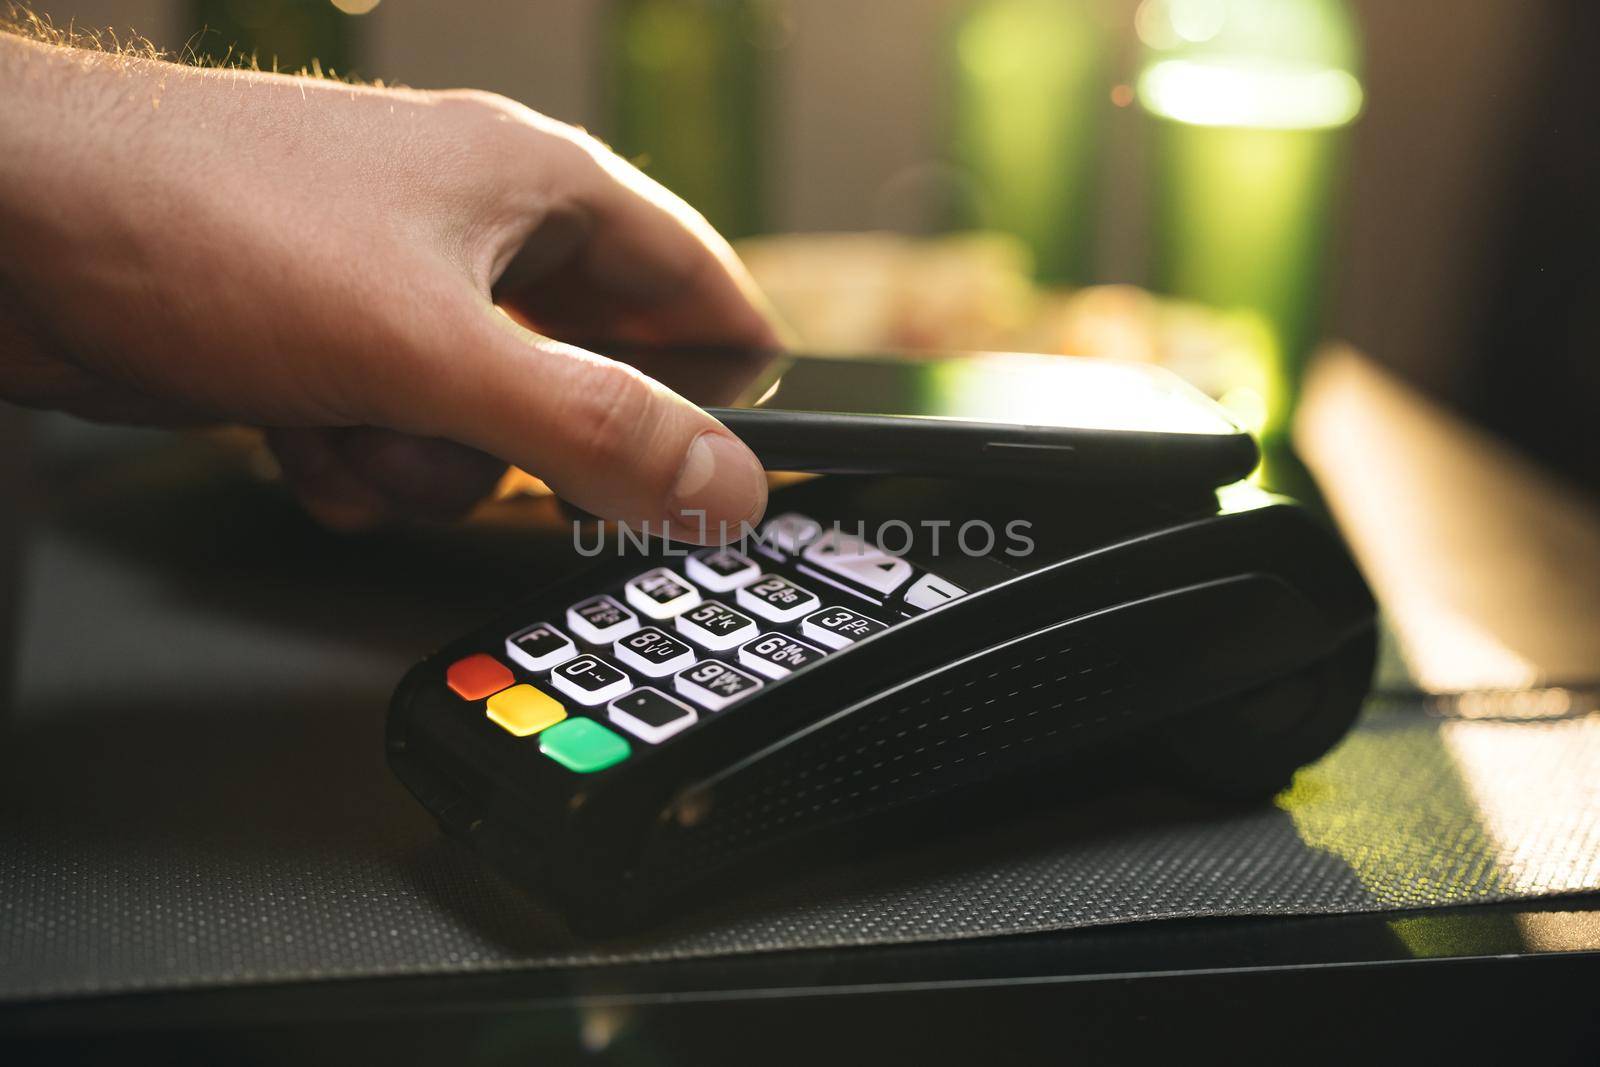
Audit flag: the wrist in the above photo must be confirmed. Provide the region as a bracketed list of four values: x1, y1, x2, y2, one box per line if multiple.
[0, 37, 168, 264]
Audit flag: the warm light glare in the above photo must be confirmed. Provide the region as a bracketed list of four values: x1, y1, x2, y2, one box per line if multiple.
[330, 0, 381, 15]
[1295, 346, 1600, 691]
[1134, 0, 1181, 50]
[1215, 479, 1284, 514]
[1169, 0, 1226, 43]
[1443, 718, 1600, 897]
[927, 354, 1241, 434]
[1217, 384, 1268, 434]
[1138, 59, 1363, 130]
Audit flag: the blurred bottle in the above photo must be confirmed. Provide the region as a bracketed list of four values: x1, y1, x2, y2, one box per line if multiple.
[950, 0, 1116, 285]
[1136, 0, 1363, 472]
[605, 0, 784, 239]
[188, 0, 364, 74]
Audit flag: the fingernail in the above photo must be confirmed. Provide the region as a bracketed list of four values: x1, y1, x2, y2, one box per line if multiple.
[668, 431, 766, 544]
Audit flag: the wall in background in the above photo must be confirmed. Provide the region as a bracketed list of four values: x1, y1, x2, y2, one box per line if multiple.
[1333, 1, 1547, 397]
[23, 0, 180, 47]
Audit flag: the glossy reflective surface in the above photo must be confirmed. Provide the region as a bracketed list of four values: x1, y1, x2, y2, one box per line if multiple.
[744, 352, 1244, 434]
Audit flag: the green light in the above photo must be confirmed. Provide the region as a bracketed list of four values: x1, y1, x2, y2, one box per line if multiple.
[1215, 480, 1272, 512]
[950, 0, 1114, 283]
[1138, 59, 1362, 130]
[1135, 0, 1363, 480]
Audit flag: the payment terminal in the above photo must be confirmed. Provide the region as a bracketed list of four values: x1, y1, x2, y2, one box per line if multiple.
[388, 469, 1376, 931]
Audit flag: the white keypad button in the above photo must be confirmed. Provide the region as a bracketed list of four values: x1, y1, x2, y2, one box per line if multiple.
[759, 513, 822, 555]
[801, 528, 914, 595]
[686, 547, 762, 592]
[613, 626, 697, 678]
[566, 595, 640, 645]
[736, 574, 822, 623]
[548, 653, 633, 706]
[674, 659, 764, 711]
[738, 632, 828, 680]
[675, 600, 760, 651]
[801, 607, 888, 649]
[903, 572, 968, 611]
[609, 687, 697, 744]
[504, 622, 577, 672]
[624, 567, 701, 620]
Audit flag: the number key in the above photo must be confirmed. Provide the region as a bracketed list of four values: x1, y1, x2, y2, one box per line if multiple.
[675, 600, 760, 651]
[567, 596, 640, 644]
[613, 626, 697, 678]
[686, 547, 761, 592]
[801, 607, 888, 650]
[548, 653, 633, 706]
[674, 659, 764, 711]
[624, 567, 701, 620]
[738, 632, 828, 679]
[736, 574, 821, 623]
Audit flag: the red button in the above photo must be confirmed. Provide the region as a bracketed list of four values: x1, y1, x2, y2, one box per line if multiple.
[446, 653, 514, 700]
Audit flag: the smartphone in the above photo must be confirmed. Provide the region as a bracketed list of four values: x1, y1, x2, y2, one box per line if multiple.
[699, 351, 1258, 488]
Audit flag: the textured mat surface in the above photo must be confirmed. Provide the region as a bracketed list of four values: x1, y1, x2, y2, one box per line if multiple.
[4, 444, 1600, 1002]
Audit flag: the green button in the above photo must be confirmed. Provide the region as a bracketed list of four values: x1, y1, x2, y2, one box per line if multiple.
[539, 717, 631, 773]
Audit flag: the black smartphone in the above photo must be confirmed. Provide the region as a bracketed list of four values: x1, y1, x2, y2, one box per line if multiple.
[700, 351, 1258, 487]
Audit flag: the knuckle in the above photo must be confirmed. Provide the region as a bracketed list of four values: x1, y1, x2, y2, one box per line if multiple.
[427, 90, 543, 167]
[569, 363, 661, 474]
[431, 87, 523, 122]
[432, 89, 588, 160]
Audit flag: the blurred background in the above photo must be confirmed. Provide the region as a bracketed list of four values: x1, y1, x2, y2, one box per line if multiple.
[22, 0, 1594, 495]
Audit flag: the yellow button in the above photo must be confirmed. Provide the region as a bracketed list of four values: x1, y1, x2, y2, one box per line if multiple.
[485, 684, 567, 738]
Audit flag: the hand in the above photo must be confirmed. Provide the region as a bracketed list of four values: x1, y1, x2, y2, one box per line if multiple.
[0, 33, 778, 542]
